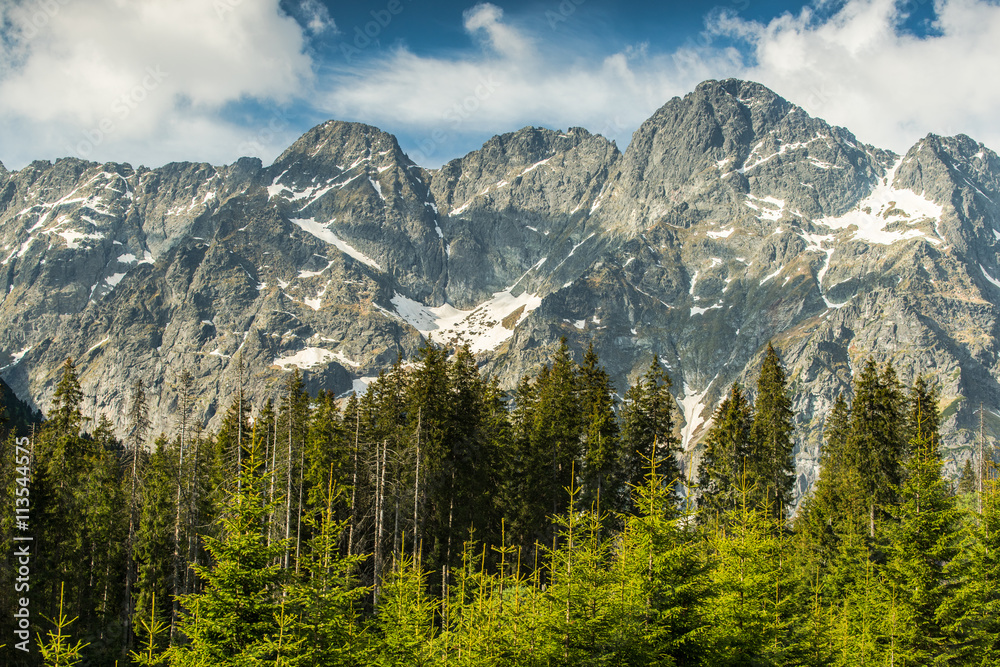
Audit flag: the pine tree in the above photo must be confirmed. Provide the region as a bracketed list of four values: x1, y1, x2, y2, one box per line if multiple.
[283, 466, 368, 666]
[881, 427, 963, 664]
[945, 474, 1000, 663]
[619, 355, 681, 512]
[957, 459, 976, 495]
[908, 375, 941, 452]
[577, 342, 620, 514]
[133, 436, 175, 656]
[617, 453, 709, 665]
[276, 369, 309, 572]
[215, 360, 250, 492]
[749, 342, 796, 522]
[36, 583, 90, 667]
[702, 475, 803, 665]
[846, 357, 906, 536]
[123, 379, 150, 654]
[372, 555, 436, 666]
[698, 383, 754, 523]
[51, 358, 84, 436]
[798, 393, 861, 567]
[168, 431, 288, 666]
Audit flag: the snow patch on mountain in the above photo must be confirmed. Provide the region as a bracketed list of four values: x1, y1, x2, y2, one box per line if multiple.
[680, 380, 715, 449]
[817, 159, 943, 245]
[289, 218, 381, 270]
[391, 290, 542, 353]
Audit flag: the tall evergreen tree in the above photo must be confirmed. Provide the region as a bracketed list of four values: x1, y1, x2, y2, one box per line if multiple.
[749, 342, 796, 522]
[847, 358, 906, 536]
[123, 379, 150, 654]
[619, 355, 681, 511]
[797, 393, 863, 570]
[167, 432, 288, 666]
[577, 342, 620, 513]
[698, 383, 754, 523]
[51, 357, 84, 435]
[907, 375, 941, 457]
[881, 428, 963, 664]
[532, 339, 582, 549]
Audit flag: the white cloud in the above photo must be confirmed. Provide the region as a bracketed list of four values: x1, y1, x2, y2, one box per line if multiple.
[4, 0, 1000, 172]
[463, 3, 533, 59]
[710, 0, 1000, 153]
[319, 9, 736, 165]
[299, 0, 336, 35]
[0, 0, 313, 167]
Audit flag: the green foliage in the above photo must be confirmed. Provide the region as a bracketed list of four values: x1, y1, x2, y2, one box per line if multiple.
[130, 592, 169, 667]
[848, 358, 907, 532]
[36, 583, 89, 667]
[373, 556, 437, 666]
[19, 342, 1000, 665]
[167, 434, 288, 666]
[619, 355, 681, 511]
[701, 477, 804, 665]
[698, 383, 754, 523]
[749, 343, 796, 522]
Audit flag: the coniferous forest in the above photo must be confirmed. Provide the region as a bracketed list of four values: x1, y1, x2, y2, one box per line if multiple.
[2, 340, 999, 666]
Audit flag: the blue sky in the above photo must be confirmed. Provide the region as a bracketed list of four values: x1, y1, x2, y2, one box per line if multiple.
[1, 0, 997, 170]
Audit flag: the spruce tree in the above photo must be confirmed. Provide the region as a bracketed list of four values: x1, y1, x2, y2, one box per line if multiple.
[749, 342, 796, 522]
[51, 358, 84, 435]
[619, 355, 681, 511]
[168, 432, 288, 666]
[698, 383, 754, 524]
[133, 435, 176, 656]
[881, 426, 963, 664]
[577, 342, 620, 513]
[702, 476, 802, 665]
[907, 375, 941, 453]
[846, 357, 906, 536]
[798, 393, 860, 566]
[945, 474, 1000, 663]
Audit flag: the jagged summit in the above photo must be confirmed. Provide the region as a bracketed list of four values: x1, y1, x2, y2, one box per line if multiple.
[2, 79, 1000, 502]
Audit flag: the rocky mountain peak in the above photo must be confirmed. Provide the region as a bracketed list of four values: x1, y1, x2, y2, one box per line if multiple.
[602, 79, 890, 235]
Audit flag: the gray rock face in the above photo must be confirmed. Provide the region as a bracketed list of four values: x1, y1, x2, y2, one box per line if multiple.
[3, 78, 1000, 505]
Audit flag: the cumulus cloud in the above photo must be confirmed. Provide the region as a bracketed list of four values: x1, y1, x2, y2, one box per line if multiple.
[4, 0, 1000, 171]
[0, 0, 314, 167]
[710, 0, 1000, 152]
[319, 7, 737, 165]
[462, 3, 533, 59]
[300, 0, 336, 35]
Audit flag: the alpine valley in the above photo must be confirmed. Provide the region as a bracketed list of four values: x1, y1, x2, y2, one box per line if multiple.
[3, 79, 999, 500]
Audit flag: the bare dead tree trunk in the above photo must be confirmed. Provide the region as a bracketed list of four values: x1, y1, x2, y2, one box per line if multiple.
[284, 390, 294, 570]
[413, 408, 421, 563]
[374, 439, 388, 606]
[295, 444, 305, 574]
[268, 410, 278, 548]
[348, 408, 360, 556]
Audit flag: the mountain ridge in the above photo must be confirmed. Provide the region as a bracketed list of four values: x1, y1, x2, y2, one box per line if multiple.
[3, 78, 999, 502]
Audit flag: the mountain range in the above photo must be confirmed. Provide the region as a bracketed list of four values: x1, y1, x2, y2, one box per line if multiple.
[3, 78, 999, 500]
